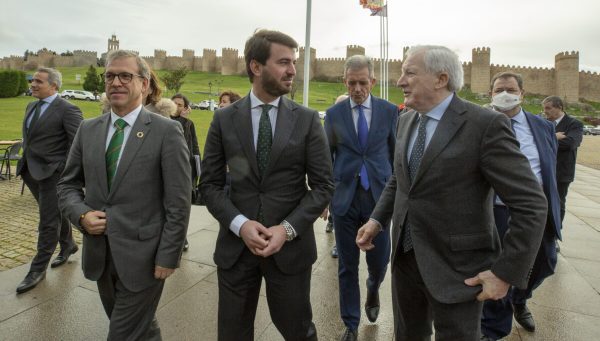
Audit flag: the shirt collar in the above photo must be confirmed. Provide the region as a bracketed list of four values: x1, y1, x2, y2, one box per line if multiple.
[350, 94, 372, 110]
[41, 93, 59, 104]
[250, 89, 281, 110]
[554, 112, 565, 125]
[512, 108, 526, 125]
[110, 104, 142, 127]
[423, 93, 453, 121]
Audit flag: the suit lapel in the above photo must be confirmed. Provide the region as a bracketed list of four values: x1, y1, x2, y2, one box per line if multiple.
[412, 96, 466, 187]
[366, 97, 381, 151]
[28, 97, 59, 137]
[22, 102, 36, 146]
[93, 114, 111, 198]
[399, 111, 418, 186]
[341, 99, 361, 152]
[556, 114, 568, 132]
[108, 109, 151, 197]
[232, 97, 260, 179]
[267, 97, 298, 176]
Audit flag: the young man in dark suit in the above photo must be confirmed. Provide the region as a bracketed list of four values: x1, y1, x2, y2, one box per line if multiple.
[200, 29, 333, 341]
[356, 46, 547, 341]
[324, 55, 398, 341]
[16, 67, 83, 294]
[543, 96, 583, 223]
[480, 72, 562, 340]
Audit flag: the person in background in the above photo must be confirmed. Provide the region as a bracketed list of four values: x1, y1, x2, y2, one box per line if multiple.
[218, 90, 241, 108]
[171, 93, 201, 251]
[15, 67, 83, 294]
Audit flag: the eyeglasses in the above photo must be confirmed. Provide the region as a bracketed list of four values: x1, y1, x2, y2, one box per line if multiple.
[103, 72, 144, 84]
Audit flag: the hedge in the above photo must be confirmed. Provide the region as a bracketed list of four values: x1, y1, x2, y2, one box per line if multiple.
[0, 70, 21, 98]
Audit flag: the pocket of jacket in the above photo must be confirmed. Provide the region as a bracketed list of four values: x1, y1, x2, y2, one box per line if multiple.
[450, 232, 492, 251]
[138, 222, 162, 240]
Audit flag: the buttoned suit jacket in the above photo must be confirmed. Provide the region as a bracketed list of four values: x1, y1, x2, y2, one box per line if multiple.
[324, 96, 398, 216]
[200, 95, 334, 274]
[57, 108, 191, 292]
[17, 96, 83, 180]
[555, 114, 583, 183]
[370, 95, 548, 304]
[522, 111, 562, 239]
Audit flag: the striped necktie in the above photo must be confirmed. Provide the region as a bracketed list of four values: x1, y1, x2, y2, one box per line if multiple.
[106, 118, 128, 190]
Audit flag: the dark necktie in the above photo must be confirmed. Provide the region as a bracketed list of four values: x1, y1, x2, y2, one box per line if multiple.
[105, 118, 128, 190]
[27, 100, 43, 135]
[403, 114, 429, 252]
[357, 105, 370, 190]
[256, 104, 273, 177]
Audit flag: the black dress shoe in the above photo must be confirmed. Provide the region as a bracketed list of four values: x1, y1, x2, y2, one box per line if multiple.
[183, 239, 189, 252]
[365, 289, 380, 322]
[51, 245, 79, 268]
[16, 271, 46, 294]
[513, 303, 536, 332]
[331, 245, 338, 258]
[340, 327, 357, 341]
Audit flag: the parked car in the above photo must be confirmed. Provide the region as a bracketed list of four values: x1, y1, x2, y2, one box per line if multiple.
[192, 100, 211, 110]
[583, 125, 595, 135]
[318, 111, 326, 120]
[60, 90, 96, 101]
[590, 126, 600, 136]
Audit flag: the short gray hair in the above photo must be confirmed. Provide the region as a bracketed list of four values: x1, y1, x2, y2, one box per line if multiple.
[406, 45, 464, 92]
[106, 50, 150, 79]
[37, 67, 62, 89]
[344, 55, 374, 79]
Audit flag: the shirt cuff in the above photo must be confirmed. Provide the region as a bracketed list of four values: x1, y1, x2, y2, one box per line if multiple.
[230, 214, 248, 237]
[369, 218, 384, 231]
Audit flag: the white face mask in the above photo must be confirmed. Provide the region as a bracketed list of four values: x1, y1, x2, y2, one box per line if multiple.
[491, 91, 521, 111]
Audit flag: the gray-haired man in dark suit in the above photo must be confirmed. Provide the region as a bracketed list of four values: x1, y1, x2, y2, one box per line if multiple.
[16, 67, 82, 294]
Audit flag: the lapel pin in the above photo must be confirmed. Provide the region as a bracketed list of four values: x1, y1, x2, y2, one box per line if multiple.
[136, 132, 144, 138]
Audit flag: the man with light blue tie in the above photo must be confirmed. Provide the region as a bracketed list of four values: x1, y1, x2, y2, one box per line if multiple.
[480, 72, 561, 340]
[324, 55, 398, 341]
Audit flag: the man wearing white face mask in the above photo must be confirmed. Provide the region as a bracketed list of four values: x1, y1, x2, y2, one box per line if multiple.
[480, 72, 562, 341]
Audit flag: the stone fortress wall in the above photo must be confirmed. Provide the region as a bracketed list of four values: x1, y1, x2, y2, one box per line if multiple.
[2, 35, 599, 102]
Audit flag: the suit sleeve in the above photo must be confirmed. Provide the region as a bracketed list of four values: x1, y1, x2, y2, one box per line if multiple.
[155, 121, 192, 268]
[57, 122, 93, 234]
[284, 111, 334, 236]
[480, 114, 548, 288]
[558, 118, 583, 151]
[189, 120, 201, 156]
[200, 112, 245, 227]
[63, 103, 84, 148]
[324, 109, 336, 163]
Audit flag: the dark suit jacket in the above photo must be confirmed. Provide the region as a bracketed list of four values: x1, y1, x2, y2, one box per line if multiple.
[57, 108, 192, 292]
[17, 96, 83, 180]
[555, 113, 583, 183]
[324, 96, 398, 216]
[370, 95, 547, 304]
[522, 111, 562, 239]
[200, 95, 334, 274]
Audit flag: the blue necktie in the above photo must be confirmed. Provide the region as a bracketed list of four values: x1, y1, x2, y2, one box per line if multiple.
[357, 105, 369, 190]
[403, 114, 429, 252]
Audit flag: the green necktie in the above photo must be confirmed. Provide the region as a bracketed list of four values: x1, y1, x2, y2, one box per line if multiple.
[256, 104, 273, 177]
[106, 118, 128, 190]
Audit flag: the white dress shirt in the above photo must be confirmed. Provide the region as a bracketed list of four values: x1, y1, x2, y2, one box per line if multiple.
[105, 104, 142, 169]
[27, 93, 59, 128]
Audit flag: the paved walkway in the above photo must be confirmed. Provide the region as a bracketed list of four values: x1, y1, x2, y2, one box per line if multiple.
[1, 165, 599, 340]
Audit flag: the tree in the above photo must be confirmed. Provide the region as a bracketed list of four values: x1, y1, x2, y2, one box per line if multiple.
[83, 65, 100, 92]
[160, 67, 188, 94]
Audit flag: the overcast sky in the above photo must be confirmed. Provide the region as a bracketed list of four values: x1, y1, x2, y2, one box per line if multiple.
[2, 0, 599, 73]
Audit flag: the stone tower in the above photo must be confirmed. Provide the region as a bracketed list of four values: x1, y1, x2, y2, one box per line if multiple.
[346, 45, 366, 58]
[471, 47, 491, 93]
[555, 51, 579, 103]
[202, 49, 217, 72]
[108, 34, 119, 52]
[221, 48, 238, 75]
[297, 46, 316, 81]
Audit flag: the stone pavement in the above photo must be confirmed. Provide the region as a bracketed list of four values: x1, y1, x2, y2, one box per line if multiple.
[1, 165, 600, 340]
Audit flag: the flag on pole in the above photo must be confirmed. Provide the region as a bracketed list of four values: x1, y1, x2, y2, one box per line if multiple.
[360, 0, 383, 10]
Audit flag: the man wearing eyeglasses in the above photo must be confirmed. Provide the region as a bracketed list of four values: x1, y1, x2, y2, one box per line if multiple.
[15, 67, 83, 294]
[57, 50, 191, 340]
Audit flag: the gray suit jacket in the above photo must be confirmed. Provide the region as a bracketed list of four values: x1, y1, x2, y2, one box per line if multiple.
[200, 95, 334, 274]
[371, 95, 547, 304]
[57, 108, 191, 292]
[17, 96, 83, 180]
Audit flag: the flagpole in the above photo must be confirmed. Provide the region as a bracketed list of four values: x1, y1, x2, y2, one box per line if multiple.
[385, 1, 389, 100]
[379, 14, 383, 98]
[302, 0, 312, 107]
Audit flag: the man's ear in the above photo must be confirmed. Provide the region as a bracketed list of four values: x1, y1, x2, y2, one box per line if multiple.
[250, 59, 262, 78]
[435, 72, 449, 90]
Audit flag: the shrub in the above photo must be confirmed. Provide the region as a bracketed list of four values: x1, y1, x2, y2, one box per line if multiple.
[17, 71, 29, 95]
[0, 70, 21, 98]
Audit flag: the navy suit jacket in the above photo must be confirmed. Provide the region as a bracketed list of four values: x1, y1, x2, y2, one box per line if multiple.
[522, 111, 562, 239]
[324, 96, 398, 216]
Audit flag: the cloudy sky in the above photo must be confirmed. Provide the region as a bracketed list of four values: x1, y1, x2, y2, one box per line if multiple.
[2, 0, 599, 73]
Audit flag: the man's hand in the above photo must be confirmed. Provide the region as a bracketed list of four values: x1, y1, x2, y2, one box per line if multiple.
[255, 225, 287, 258]
[154, 265, 175, 280]
[80, 210, 107, 235]
[320, 207, 329, 221]
[556, 131, 566, 140]
[356, 220, 381, 251]
[464, 270, 511, 301]
[239, 220, 271, 255]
